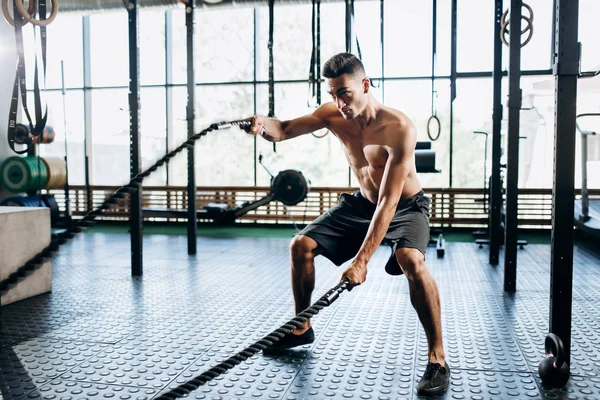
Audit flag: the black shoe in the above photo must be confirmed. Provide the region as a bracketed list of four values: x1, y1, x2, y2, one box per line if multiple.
[417, 361, 451, 395]
[263, 327, 315, 353]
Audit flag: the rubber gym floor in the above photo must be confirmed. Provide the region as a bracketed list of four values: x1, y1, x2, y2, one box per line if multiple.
[2, 226, 600, 399]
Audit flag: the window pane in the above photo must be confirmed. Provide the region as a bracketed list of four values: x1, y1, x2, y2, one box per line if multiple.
[525, 75, 600, 189]
[90, 13, 128, 87]
[256, 83, 349, 188]
[91, 88, 129, 185]
[452, 78, 493, 188]
[170, 8, 254, 84]
[37, 90, 86, 185]
[320, 3, 345, 63]
[140, 11, 166, 86]
[257, 4, 312, 82]
[384, 1, 432, 77]
[384, 79, 450, 188]
[141, 87, 167, 186]
[353, 1, 383, 80]
[457, 1, 493, 72]
[170, 85, 255, 186]
[435, 0, 452, 76]
[579, 0, 600, 72]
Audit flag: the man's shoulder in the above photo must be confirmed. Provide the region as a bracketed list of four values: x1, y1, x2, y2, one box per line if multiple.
[379, 107, 415, 133]
[315, 102, 339, 117]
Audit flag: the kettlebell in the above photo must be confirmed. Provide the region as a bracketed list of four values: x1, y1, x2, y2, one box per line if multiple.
[538, 333, 570, 388]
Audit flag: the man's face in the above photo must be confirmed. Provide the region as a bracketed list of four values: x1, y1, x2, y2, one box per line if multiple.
[327, 73, 367, 120]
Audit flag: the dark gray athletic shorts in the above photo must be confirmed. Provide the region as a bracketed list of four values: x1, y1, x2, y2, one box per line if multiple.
[298, 190, 431, 276]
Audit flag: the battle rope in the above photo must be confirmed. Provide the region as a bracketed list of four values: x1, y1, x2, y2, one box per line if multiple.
[0, 120, 249, 295]
[156, 278, 350, 400]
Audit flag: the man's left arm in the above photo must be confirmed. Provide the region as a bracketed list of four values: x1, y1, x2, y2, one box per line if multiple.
[341, 124, 416, 288]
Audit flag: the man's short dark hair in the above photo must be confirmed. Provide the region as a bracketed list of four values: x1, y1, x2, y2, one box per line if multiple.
[322, 53, 365, 79]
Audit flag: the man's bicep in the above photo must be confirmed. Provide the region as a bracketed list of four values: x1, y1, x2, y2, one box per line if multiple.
[281, 104, 331, 139]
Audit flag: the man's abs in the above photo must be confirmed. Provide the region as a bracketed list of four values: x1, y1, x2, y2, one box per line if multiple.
[353, 166, 422, 205]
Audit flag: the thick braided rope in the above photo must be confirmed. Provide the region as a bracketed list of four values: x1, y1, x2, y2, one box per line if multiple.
[0, 120, 249, 294]
[156, 279, 349, 399]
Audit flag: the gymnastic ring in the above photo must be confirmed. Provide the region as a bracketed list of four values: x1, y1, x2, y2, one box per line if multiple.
[311, 129, 329, 139]
[501, 3, 534, 32]
[427, 115, 441, 141]
[2, 0, 36, 26]
[501, 15, 533, 36]
[15, 0, 57, 26]
[501, 17, 534, 48]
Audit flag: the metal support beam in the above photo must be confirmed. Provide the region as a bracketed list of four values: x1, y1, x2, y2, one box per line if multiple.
[253, 7, 259, 186]
[504, 0, 522, 292]
[165, 11, 173, 186]
[549, 0, 578, 364]
[185, 1, 197, 255]
[449, 0, 457, 187]
[82, 16, 93, 214]
[127, 0, 143, 276]
[489, 0, 504, 265]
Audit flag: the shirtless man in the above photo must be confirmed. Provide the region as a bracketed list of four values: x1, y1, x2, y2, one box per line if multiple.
[242, 53, 450, 395]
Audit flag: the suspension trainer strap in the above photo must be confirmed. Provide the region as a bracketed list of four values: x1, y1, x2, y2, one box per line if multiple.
[7, 0, 48, 154]
[308, 0, 322, 108]
[377, 0, 385, 91]
[268, 0, 276, 152]
[431, 0, 437, 117]
[316, 0, 321, 105]
[308, 0, 317, 107]
[33, 0, 49, 133]
[427, 0, 441, 141]
[351, 0, 363, 61]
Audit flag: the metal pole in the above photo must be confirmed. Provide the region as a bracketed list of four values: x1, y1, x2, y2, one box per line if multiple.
[345, 0, 352, 54]
[185, 0, 197, 255]
[549, 0, 578, 364]
[127, 0, 143, 276]
[253, 8, 259, 186]
[165, 11, 173, 186]
[504, 0, 522, 292]
[82, 16, 93, 214]
[449, 0, 457, 187]
[380, 0, 384, 103]
[346, 0, 353, 186]
[268, 0, 275, 154]
[60, 61, 72, 227]
[489, 0, 504, 265]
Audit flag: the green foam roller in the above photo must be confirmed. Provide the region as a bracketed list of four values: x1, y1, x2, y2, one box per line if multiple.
[0, 156, 49, 193]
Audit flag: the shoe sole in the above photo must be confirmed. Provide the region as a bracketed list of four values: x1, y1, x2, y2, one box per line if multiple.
[417, 379, 449, 395]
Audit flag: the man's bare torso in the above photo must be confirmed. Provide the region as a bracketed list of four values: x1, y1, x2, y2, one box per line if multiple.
[322, 103, 422, 205]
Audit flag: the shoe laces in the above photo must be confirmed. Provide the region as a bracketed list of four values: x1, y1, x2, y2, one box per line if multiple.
[423, 363, 446, 380]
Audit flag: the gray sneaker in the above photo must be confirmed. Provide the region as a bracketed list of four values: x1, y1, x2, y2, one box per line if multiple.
[417, 361, 451, 395]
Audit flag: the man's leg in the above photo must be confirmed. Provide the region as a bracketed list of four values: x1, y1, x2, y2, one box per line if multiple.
[289, 234, 322, 335]
[395, 247, 449, 394]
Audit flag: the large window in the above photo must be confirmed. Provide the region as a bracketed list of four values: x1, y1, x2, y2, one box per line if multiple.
[18, 1, 600, 192]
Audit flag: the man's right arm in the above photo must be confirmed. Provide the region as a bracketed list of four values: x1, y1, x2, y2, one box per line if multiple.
[246, 103, 333, 142]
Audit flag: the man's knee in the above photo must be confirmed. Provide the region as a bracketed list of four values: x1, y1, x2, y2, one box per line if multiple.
[395, 248, 427, 280]
[290, 235, 319, 264]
